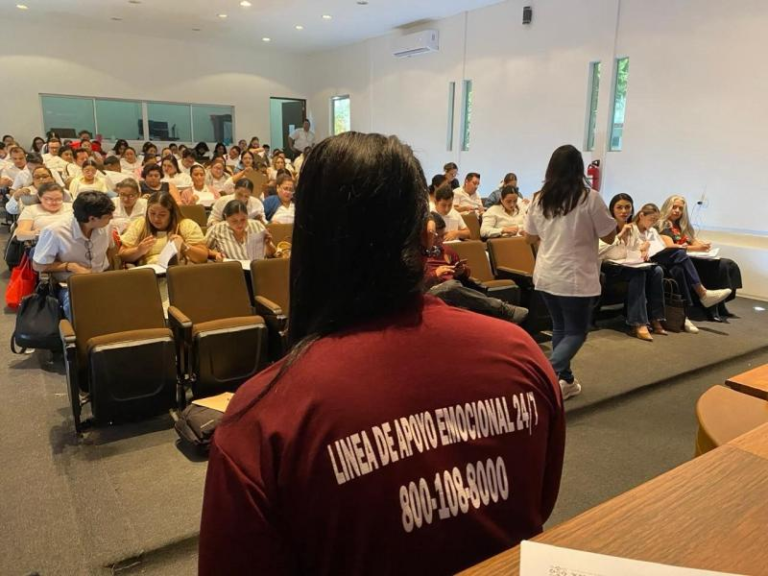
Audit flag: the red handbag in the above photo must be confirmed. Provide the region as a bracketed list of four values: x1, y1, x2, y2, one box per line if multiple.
[5, 252, 38, 310]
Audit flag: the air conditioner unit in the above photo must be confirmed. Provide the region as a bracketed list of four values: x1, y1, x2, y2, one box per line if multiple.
[392, 29, 439, 58]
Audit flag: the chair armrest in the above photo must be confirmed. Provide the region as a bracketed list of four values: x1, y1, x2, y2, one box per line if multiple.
[167, 306, 193, 342]
[59, 319, 76, 347]
[495, 265, 532, 277]
[255, 295, 283, 317]
[495, 266, 534, 287]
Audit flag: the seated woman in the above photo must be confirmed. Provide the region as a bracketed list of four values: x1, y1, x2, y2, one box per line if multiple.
[111, 179, 148, 234]
[223, 150, 259, 193]
[599, 194, 666, 340]
[205, 200, 276, 262]
[140, 164, 182, 204]
[120, 147, 142, 178]
[6, 165, 66, 215]
[69, 159, 109, 197]
[188, 164, 220, 207]
[427, 174, 445, 210]
[109, 139, 129, 158]
[266, 155, 290, 180]
[632, 203, 730, 334]
[481, 185, 524, 238]
[213, 142, 227, 159]
[119, 191, 207, 266]
[658, 195, 742, 319]
[269, 173, 295, 224]
[15, 182, 73, 237]
[226, 145, 241, 169]
[208, 179, 264, 227]
[161, 155, 193, 193]
[206, 158, 230, 196]
[444, 161, 460, 189]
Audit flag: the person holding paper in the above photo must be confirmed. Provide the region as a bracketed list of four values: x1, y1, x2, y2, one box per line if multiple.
[658, 195, 742, 320]
[189, 164, 220, 208]
[119, 191, 207, 266]
[599, 194, 666, 341]
[480, 185, 524, 239]
[205, 200, 276, 262]
[632, 203, 730, 334]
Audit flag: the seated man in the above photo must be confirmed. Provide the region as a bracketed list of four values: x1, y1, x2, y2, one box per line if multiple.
[0, 146, 28, 189]
[433, 183, 470, 241]
[453, 172, 484, 214]
[180, 149, 198, 174]
[426, 213, 527, 324]
[102, 155, 136, 194]
[32, 191, 116, 321]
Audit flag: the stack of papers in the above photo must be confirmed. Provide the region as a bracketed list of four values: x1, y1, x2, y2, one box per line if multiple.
[131, 240, 177, 275]
[688, 247, 720, 260]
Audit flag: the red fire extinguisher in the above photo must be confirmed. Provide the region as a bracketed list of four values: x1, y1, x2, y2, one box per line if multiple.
[587, 160, 601, 191]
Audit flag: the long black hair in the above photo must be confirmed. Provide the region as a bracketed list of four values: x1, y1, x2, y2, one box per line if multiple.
[227, 132, 429, 418]
[536, 144, 590, 218]
[609, 193, 634, 222]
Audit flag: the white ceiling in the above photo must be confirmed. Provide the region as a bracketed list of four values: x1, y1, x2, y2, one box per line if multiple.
[1, 0, 505, 53]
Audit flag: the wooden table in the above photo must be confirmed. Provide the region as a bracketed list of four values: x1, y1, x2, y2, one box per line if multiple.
[726, 364, 768, 400]
[459, 423, 768, 575]
[695, 385, 768, 455]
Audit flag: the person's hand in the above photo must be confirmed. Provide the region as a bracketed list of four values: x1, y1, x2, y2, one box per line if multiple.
[263, 230, 273, 245]
[454, 261, 467, 276]
[68, 262, 91, 275]
[0, 176, 12, 188]
[138, 235, 156, 255]
[476, 206, 485, 215]
[244, 166, 253, 173]
[444, 230, 460, 241]
[618, 223, 633, 241]
[213, 251, 224, 263]
[192, 194, 199, 204]
[502, 226, 519, 236]
[435, 265, 455, 278]
[12, 187, 32, 199]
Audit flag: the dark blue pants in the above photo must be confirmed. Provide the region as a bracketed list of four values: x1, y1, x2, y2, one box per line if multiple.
[603, 264, 665, 326]
[539, 292, 594, 383]
[651, 249, 702, 306]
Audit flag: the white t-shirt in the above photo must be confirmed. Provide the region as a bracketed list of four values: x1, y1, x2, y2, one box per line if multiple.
[453, 187, 483, 212]
[289, 128, 315, 151]
[207, 195, 265, 227]
[69, 175, 109, 197]
[163, 172, 193, 189]
[103, 170, 137, 191]
[120, 158, 142, 174]
[440, 208, 468, 232]
[17, 203, 74, 233]
[111, 197, 147, 234]
[524, 189, 616, 297]
[480, 204, 524, 238]
[271, 203, 295, 224]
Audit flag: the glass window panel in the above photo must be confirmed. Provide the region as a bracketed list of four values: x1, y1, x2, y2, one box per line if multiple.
[41, 95, 95, 139]
[192, 105, 234, 143]
[331, 96, 351, 136]
[147, 102, 191, 142]
[95, 99, 144, 140]
[447, 82, 456, 151]
[584, 62, 601, 151]
[460, 80, 473, 152]
[609, 57, 630, 152]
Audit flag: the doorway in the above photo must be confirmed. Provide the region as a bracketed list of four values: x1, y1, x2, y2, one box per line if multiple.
[269, 97, 306, 159]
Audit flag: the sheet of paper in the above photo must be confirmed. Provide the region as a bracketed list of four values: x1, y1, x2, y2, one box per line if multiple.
[520, 541, 743, 576]
[606, 258, 653, 269]
[130, 264, 167, 275]
[647, 241, 669, 258]
[247, 230, 266, 260]
[688, 247, 720, 260]
[192, 392, 234, 413]
[156, 239, 178, 269]
[224, 258, 252, 271]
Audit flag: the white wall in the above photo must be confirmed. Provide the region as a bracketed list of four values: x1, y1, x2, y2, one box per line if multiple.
[0, 21, 307, 149]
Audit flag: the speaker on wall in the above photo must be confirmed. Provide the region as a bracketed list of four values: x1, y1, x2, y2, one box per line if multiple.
[523, 5, 533, 25]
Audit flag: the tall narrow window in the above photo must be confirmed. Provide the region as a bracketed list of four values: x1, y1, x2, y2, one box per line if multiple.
[331, 95, 351, 136]
[609, 57, 630, 151]
[446, 82, 456, 151]
[584, 62, 601, 151]
[460, 80, 473, 152]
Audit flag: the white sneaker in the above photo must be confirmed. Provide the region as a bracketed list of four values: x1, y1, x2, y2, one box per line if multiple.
[700, 288, 732, 309]
[684, 318, 699, 334]
[559, 379, 582, 401]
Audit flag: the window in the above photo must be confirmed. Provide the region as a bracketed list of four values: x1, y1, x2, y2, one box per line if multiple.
[446, 82, 456, 151]
[192, 104, 234, 144]
[584, 62, 601, 151]
[331, 95, 351, 136]
[95, 99, 144, 140]
[147, 102, 192, 142]
[460, 80, 473, 152]
[609, 57, 630, 151]
[41, 95, 95, 138]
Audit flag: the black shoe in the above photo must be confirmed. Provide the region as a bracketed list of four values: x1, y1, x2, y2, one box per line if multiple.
[706, 309, 724, 322]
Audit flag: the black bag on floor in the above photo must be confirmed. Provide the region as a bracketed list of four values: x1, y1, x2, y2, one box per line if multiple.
[175, 404, 224, 452]
[662, 278, 686, 333]
[4, 235, 25, 270]
[11, 278, 62, 353]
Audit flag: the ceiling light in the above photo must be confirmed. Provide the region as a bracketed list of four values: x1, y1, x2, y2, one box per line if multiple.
[217, 13, 228, 19]
[295, 24, 304, 30]
[16, 4, 28, 9]
[111, 17, 123, 21]
[322, 14, 333, 20]
[262, 37, 271, 42]
[192, 28, 202, 32]
[240, 0, 252, 6]
[128, 0, 141, 4]
[356, 1, 368, 4]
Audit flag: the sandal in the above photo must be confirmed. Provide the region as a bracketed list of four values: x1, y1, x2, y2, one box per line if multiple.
[651, 321, 668, 335]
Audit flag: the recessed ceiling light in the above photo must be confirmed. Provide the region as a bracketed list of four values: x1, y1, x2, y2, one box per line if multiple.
[16, 4, 28, 9]
[111, 17, 123, 21]
[356, 1, 368, 4]
[322, 14, 332, 20]
[128, 0, 141, 4]
[240, 0, 252, 6]
[294, 24, 304, 30]
[217, 13, 228, 19]
[192, 28, 202, 32]
[262, 37, 271, 42]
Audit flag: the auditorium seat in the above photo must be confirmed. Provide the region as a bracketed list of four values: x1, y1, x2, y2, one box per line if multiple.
[695, 385, 768, 456]
[251, 258, 290, 360]
[449, 240, 519, 304]
[461, 212, 481, 241]
[266, 222, 293, 246]
[179, 204, 208, 232]
[60, 269, 176, 432]
[167, 262, 268, 403]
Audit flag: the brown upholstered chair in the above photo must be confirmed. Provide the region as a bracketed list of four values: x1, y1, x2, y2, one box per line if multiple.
[266, 222, 293, 246]
[461, 212, 482, 241]
[449, 240, 518, 304]
[486, 237, 551, 334]
[59, 269, 176, 432]
[251, 258, 290, 360]
[695, 385, 768, 456]
[179, 205, 208, 232]
[167, 262, 268, 402]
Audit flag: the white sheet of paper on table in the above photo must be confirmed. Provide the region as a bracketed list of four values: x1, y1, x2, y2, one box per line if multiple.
[520, 541, 743, 576]
[687, 247, 720, 260]
[224, 258, 252, 271]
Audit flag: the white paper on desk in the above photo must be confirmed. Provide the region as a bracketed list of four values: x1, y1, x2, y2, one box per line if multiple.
[224, 258, 252, 271]
[156, 239, 178, 269]
[247, 230, 266, 260]
[520, 541, 743, 576]
[688, 247, 720, 260]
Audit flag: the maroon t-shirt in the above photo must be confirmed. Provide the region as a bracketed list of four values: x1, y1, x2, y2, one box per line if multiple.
[199, 296, 565, 576]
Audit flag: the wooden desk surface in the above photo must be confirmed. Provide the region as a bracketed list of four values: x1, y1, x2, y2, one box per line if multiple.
[459, 442, 768, 575]
[726, 364, 768, 400]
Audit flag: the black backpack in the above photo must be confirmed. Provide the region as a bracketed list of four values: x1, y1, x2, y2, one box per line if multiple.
[11, 279, 62, 353]
[174, 404, 224, 453]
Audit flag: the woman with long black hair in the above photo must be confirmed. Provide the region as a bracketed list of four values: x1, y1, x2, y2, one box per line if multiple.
[524, 145, 617, 400]
[200, 132, 565, 576]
